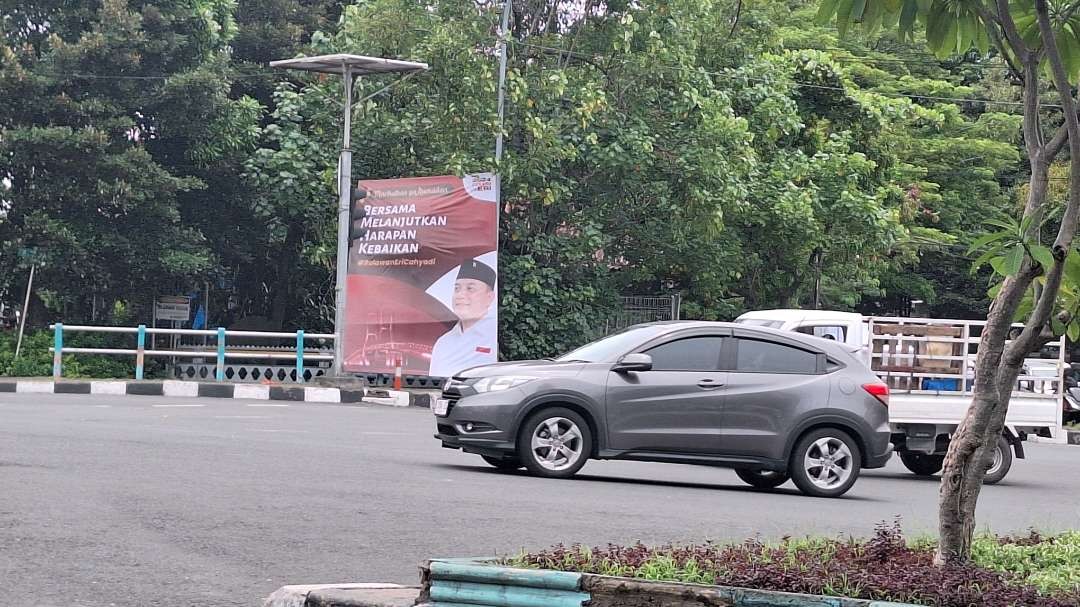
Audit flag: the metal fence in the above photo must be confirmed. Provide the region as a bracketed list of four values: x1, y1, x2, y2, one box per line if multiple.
[48, 324, 334, 383]
[605, 295, 681, 333]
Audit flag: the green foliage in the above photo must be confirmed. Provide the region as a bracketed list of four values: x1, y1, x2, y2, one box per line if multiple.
[508, 529, 1080, 603]
[0, 329, 156, 379]
[0, 0, 258, 323]
[971, 532, 1080, 596]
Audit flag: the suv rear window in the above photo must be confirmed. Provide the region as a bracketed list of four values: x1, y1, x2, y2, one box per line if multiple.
[735, 339, 817, 374]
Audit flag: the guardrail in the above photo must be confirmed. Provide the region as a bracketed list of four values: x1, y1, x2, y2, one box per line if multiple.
[48, 324, 334, 382]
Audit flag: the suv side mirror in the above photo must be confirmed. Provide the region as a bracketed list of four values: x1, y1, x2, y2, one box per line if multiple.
[614, 353, 653, 373]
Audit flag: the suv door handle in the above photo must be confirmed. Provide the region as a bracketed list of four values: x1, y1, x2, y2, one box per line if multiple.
[697, 379, 724, 389]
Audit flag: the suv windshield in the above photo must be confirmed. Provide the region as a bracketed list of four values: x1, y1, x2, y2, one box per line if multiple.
[556, 325, 668, 363]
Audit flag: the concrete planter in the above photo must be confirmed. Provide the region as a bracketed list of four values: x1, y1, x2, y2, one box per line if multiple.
[417, 558, 921, 607]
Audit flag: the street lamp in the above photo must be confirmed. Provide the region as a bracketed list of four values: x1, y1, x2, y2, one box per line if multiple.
[270, 54, 428, 377]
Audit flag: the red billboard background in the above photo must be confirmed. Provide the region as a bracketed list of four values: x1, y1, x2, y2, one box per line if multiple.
[343, 174, 498, 376]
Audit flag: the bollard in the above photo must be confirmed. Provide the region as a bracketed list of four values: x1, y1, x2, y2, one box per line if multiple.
[52, 323, 63, 378]
[216, 327, 226, 381]
[295, 330, 305, 384]
[393, 355, 403, 390]
[135, 324, 146, 380]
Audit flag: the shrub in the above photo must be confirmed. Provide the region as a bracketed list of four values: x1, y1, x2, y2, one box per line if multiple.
[509, 522, 1080, 606]
[0, 329, 163, 379]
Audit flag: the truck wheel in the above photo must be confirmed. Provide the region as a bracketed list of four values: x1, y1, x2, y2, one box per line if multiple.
[790, 428, 861, 498]
[735, 468, 790, 490]
[900, 452, 944, 476]
[983, 436, 1013, 485]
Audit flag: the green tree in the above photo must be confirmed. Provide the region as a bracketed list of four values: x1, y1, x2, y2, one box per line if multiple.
[820, 0, 1080, 565]
[0, 0, 259, 323]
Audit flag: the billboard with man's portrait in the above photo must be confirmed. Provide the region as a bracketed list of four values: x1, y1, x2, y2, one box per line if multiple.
[342, 174, 499, 377]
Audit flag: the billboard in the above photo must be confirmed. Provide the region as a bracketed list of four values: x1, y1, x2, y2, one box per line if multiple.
[343, 174, 499, 377]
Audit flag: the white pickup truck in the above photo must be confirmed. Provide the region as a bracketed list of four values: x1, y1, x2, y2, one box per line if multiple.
[735, 309, 1067, 483]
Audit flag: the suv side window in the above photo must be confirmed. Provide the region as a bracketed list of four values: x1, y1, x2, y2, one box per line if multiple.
[644, 336, 724, 371]
[735, 338, 818, 374]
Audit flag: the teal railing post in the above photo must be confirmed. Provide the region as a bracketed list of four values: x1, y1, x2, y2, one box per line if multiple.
[216, 327, 226, 381]
[52, 323, 63, 378]
[135, 324, 146, 380]
[295, 330, 305, 384]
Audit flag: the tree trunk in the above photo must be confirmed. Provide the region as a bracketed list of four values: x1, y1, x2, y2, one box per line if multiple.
[269, 223, 304, 330]
[935, 133, 1055, 565]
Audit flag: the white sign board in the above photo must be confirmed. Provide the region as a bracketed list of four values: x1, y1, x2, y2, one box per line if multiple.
[155, 296, 191, 322]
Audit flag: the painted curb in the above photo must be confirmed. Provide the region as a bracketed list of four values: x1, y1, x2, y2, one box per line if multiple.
[416, 558, 924, 607]
[0, 380, 417, 408]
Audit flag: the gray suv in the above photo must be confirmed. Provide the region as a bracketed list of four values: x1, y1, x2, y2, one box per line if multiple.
[432, 321, 893, 497]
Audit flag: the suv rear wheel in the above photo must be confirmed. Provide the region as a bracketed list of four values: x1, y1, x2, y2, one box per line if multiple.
[518, 407, 592, 479]
[790, 428, 862, 498]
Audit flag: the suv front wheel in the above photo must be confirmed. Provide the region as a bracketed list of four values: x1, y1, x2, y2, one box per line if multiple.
[735, 468, 790, 490]
[518, 407, 592, 479]
[790, 428, 862, 498]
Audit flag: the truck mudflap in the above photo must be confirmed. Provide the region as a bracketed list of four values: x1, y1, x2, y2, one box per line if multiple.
[1004, 426, 1026, 459]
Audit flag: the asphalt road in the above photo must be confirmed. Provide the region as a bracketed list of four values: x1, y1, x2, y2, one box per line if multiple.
[2, 393, 1078, 607]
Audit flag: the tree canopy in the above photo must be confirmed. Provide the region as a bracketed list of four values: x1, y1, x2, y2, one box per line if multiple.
[0, 0, 1035, 359]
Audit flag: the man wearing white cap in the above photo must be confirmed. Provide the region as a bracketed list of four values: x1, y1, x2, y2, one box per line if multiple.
[429, 258, 498, 377]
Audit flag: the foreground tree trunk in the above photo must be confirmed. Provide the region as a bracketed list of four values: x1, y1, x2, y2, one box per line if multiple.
[935, 0, 1080, 564]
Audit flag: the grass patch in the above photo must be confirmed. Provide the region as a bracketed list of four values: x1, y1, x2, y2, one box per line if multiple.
[507, 522, 1080, 606]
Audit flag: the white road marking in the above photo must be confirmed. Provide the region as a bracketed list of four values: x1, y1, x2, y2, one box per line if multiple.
[151, 404, 205, 408]
[93, 405, 112, 408]
[249, 429, 309, 433]
[213, 415, 269, 419]
[247, 404, 289, 407]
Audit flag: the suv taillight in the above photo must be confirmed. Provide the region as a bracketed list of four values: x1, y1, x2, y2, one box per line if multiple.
[863, 382, 889, 407]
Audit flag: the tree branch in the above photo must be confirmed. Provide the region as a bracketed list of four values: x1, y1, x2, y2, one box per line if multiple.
[1037, 0, 1080, 256]
[1004, 260, 1064, 367]
[972, 4, 1024, 78]
[1048, 122, 1069, 157]
[729, 0, 743, 37]
[996, 0, 1033, 60]
[1020, 56, 1045, 162]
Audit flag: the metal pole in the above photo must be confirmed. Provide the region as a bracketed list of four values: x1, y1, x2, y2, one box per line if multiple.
[136, 324, 146, 380]
[216, 327, 226, 381]
[52, 323, 63, 378]
[14, 264, 35, 359]
[296, 329, 305, 384]
[333, 64, 355, 377]
[494, 0, 512, 162]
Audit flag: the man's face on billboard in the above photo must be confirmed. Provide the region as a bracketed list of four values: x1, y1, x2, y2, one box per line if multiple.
[453, 278, 494, 323]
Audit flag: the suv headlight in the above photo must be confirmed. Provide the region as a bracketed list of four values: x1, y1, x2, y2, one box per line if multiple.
[472, 376, 538, 393]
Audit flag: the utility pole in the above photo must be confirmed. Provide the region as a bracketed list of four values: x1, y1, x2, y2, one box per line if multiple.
[14, 264, 35, 359]
[495, 0, 512, 163]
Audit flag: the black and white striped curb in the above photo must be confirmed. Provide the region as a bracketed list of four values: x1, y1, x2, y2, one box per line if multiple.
[0, 379, 416, 407]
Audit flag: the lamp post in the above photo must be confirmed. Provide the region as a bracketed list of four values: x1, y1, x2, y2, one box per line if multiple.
[270, 54, 428, 376]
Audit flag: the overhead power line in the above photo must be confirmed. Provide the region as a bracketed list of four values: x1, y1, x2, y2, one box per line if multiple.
[509, 40, 1051, 109]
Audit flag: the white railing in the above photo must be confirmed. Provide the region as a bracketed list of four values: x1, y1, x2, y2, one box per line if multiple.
[47, 324, 334, 382]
